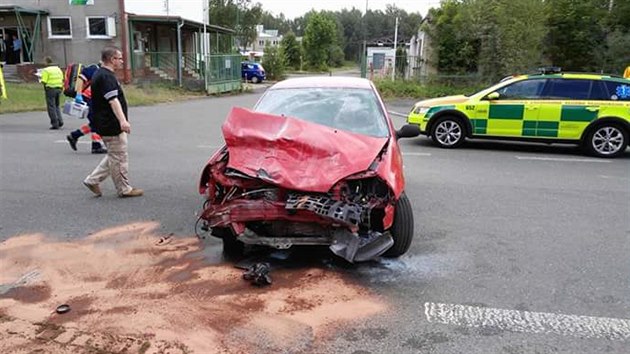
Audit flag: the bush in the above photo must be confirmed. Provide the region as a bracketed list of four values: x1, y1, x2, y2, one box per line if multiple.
[373, 79, 489, 100]
[262, 44, 286, 80]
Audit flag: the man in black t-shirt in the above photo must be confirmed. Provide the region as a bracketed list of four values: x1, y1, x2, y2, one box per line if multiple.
[83, 46, 143, 198]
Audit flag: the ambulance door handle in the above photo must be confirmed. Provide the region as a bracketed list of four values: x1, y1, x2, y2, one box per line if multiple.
[526, 106, 538, 110]
[586, 106, 599, 112]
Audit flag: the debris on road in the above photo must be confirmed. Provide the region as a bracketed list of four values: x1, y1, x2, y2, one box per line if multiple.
[242, 262, 272, 286]
[55, 304, 71, 314]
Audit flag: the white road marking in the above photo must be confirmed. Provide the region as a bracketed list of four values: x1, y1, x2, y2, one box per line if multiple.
[388, 110, 409, 118]
[599, 175, 630, 181]
[197, 145, 223, 149]
[425, 302, 630, 340]
[54, 140, 90, 145]
[515, 156, 611, 163]
[402, 152, 431, 156]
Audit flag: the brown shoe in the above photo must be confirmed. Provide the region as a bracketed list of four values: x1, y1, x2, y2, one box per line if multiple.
[120, 188, 144, 198]
[83, 181, 102, 197]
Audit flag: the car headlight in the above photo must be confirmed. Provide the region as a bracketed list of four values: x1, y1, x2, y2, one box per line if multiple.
[413, 106, 430, 114]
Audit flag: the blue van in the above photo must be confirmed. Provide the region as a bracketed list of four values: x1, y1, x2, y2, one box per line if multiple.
[241, 62, 266, 83]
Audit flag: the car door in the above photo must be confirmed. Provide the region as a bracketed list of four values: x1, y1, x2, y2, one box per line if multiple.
[484, 78, 546, 137]
[539, 78, 599, 139]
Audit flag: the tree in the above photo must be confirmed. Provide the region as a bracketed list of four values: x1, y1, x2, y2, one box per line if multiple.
[209, 0, 262, 51]
[545, 0, 607, 71]
[262, 43, 286, 80]
[302, 12, 338, 70]
[280, 31, 302, 70]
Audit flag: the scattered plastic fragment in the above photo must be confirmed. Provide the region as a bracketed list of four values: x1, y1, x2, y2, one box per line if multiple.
[242, 262, 272, 286]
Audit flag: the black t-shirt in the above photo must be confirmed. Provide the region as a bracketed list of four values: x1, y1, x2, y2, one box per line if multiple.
[91, 67, 128, 136]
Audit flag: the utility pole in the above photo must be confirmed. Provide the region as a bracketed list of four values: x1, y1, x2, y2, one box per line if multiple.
[360, 0, 368, 78]
[391, 17, 398, 81]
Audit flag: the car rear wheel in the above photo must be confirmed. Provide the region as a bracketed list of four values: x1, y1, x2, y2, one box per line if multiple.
[431, 116, 466, 148]
[584, 123, 628, 158]
[383, 192, 414, 257]
[251, 76, 260, 84]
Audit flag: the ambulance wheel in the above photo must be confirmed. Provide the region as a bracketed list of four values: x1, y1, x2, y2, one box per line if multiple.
[584, 123, 628, 158]
[383, 192, 414, 257]
[431, 116, 466, 148]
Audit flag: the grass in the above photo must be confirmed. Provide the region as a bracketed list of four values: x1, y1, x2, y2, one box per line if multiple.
[0, 82, 206, 114]
[374, 79, 489, 100]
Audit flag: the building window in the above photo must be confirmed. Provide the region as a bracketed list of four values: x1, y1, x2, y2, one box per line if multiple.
[48, 17, 72, 38]
[87, 17, 108, 38]
[258, 40, 264, 46]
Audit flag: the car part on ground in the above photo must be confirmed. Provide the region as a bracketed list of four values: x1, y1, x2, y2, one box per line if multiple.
[242, 262, 272, 286]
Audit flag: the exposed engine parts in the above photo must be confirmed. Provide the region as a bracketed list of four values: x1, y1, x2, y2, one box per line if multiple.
[198, 153, 398, 262]
[286, 194, 363, 226]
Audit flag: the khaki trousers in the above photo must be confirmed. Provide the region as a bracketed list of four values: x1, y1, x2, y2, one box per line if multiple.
[84, 132, 132, 195]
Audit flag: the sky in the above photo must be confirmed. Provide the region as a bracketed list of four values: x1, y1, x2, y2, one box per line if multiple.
[256, 0, 441, 19]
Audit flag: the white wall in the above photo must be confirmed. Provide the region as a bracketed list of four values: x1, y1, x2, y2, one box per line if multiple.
[124, 0, 205, 24]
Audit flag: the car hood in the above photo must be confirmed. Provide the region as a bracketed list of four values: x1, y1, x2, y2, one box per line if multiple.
[222, 107, 389, 193]
[414, 95, 468, 107]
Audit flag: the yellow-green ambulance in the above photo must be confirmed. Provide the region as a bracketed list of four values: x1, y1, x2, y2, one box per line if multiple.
[407, 69, 630, 157]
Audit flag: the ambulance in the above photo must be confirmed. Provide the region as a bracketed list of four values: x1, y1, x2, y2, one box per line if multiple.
[407, 68, 630, 157]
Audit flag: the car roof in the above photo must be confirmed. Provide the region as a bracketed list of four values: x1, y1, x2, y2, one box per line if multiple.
[270, 76, 374, 90]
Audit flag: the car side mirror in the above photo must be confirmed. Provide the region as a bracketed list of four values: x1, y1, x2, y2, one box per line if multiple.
[396, 124, 421, 139]
[486, 92, 500, 100]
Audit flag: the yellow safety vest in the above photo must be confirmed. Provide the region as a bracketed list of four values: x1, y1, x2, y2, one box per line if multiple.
[41, 66, 64, 88]
[624, 66, 630, 79]
[0, 66, 6, 99]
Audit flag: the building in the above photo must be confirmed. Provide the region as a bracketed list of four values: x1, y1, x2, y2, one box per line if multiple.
[252, 25, 282, 52]
[407, 18, 435, 78]
[0, 0, 240, 92]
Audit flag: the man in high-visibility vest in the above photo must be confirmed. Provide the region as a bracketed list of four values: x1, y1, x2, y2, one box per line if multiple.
[624, 65, 630, 79]
[0, 64, 7, 100]
[40, 61, 65, 129]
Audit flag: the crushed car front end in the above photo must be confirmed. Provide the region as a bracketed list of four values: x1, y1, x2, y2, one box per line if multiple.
[197, 106, 407, 262]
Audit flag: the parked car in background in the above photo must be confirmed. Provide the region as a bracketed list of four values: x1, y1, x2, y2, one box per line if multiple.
[241, 62, 266, 83]
[197, 77, 421, 262]
[407, 68, 630, 157]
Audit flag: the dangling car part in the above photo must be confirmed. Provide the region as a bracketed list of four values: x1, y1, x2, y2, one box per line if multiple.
[197, 77, 420, 262]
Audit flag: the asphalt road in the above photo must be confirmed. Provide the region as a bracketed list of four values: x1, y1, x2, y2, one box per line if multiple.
[1, 90, 629, 353]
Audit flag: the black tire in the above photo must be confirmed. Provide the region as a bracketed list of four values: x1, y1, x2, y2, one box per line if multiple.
[383, 192, 414, 257]
[430, 115, 466, 148]
[251, 76, 260, 84]
[583, 123, 629, 158]
[213, 227, 244, 257]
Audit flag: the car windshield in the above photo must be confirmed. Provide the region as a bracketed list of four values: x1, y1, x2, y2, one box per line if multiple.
[254, 88, 390, 137]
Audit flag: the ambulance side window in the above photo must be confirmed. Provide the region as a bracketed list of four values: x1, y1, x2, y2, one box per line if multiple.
[543, 79, 591, 100]
[497, 79, 546, 99]
[602, 81, 630, 101]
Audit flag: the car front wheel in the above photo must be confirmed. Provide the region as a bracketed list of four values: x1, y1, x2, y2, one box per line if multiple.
[383, 192, 414, 257]
[431, 116, 466, 148]
[584, 123, 628, 158]
[251, 76, 260, 84]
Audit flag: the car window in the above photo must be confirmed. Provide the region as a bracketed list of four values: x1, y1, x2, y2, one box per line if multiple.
[497, 79, 546, 99]
[602, 80, 630, 101]
[254, 88, 390, 138]
[543, 79, 592, 100]
[588, 81, 609, 100]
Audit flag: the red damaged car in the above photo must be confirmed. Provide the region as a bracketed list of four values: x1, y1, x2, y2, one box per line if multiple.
[198, 77, 420, 262]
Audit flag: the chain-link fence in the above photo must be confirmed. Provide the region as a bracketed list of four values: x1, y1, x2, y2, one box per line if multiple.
[366, 53, 495, 91]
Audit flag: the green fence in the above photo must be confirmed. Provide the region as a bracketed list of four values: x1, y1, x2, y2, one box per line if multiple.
[204, 54, 242, 94]
[131, 52, 241, 93]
